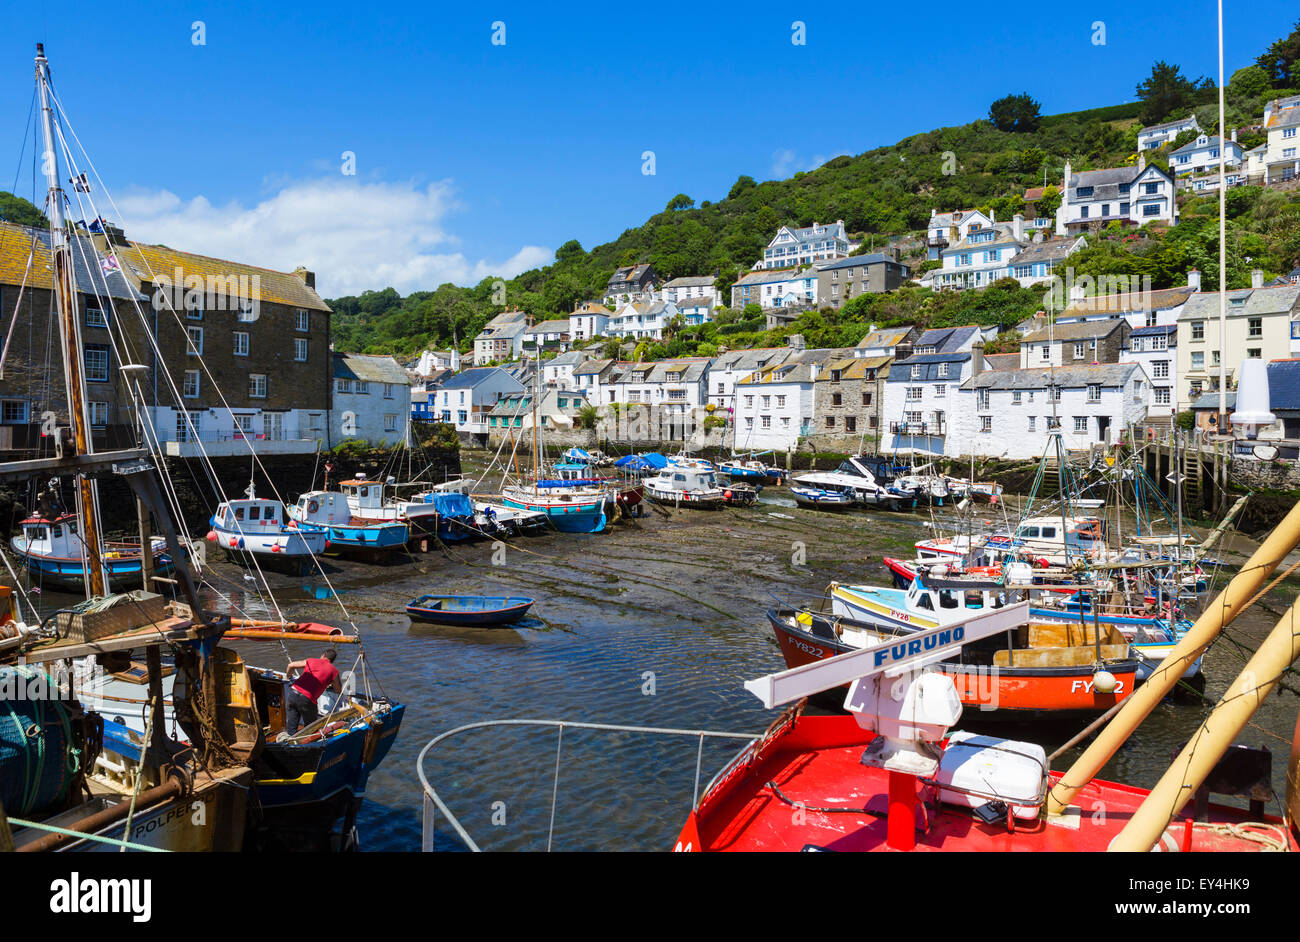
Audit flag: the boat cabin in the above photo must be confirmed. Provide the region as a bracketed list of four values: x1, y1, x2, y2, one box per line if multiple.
[17, 514, 83, 558]
[339, 479, 388, 511]
[651, 466, 719, 494]
[214, 499, 288, 533]
[550, 462, 603, 486]
[291, 491, 353, 526]
[907, 575, 1007, 614]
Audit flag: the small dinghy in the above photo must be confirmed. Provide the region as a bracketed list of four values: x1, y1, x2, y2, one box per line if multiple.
[406, 594, 536, 626]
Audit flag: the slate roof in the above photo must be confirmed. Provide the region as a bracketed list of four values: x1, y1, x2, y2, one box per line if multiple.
[1190, 391, 1237, 410]
[524, 319, 571, 335]
[1060, 286, 1194, 318]
[1178, 284, 1300, 320]
[437, 366, 518, 390]
[545, 350, 589, 367]
[914, 325, 981, 353]
[115, 239, 330, 310]
[662, 275, 716, 288]
[572, 358, 615, 377]
[710, 347, 794, 373]
[815, 253, 905, 271]
[333, 353, 409, 385]
[1021, 320, 1127, 344]
[1139, 116, 1199, 135]
[886, 352, 971, 383]
[1130, 324, 1178, 338]
[964, 363, 1138, 390]
[815, 355, 892, 382]
[1009, 238, 1082, 266]
[1266, 361, 1300, 411]
[733, 267, 807, 287]
[983, 353, 1020, 371]
[617, 358, 711, 385]
[0, 222, 147, 301]
[1170, 135, 1238, 157]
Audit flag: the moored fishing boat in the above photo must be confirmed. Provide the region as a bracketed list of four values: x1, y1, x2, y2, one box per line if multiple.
[643, 464, 728, 508]
[209, 487, 327, 575]
[289, 490, 411, 557]
[789, 484, 854, 510]
[11, 509, 174, 592]
[406, 594, 535, 626]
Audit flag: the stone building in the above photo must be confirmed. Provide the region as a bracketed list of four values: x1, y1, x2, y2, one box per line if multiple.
[808, 354, 892, 451]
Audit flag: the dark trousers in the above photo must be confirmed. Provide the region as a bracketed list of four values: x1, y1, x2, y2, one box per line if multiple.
[286, 689, 318, 735]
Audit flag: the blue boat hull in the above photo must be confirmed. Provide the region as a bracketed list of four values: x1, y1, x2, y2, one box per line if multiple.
[299, 520, 410, 555]
[720, 464, 768, 483]
[406, 595, 535, 626]
[501, 497, 606, 533]
[13, 549, 174, 593]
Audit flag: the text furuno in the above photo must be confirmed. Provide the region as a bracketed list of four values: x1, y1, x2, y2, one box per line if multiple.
[49, 872, 152, 923]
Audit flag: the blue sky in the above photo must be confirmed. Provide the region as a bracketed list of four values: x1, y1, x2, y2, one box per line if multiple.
[2, 1, 1295, 295]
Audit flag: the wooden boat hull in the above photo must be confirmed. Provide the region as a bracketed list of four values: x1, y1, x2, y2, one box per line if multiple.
[296, 520, 410, 557]
[406, 595, 535, 626]
[501, 493, 607, 533]
[769, 611, 1137, 720]
[10, 543, 174, 593]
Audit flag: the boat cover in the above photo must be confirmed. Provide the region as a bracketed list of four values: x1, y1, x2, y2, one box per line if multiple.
[534, 479, 604, 488]
[429, 491, 475, 518]
[615, 452, 667, 471]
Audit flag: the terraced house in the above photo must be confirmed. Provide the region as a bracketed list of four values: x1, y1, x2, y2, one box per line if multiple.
[330, 353, 411, 447]
[815, 253, 909, 307]
[0, 222, 148, 452]
[110, 231, 333, 457]
[810, 354, 892, 451]
[732, 348, 839, 452]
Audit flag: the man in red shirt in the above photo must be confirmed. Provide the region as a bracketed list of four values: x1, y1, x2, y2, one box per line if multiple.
[285, 648, 342, 735]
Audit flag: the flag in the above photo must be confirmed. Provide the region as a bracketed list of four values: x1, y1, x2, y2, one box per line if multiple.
[70, 173, 91, 193]
[100, 254, 120, 277]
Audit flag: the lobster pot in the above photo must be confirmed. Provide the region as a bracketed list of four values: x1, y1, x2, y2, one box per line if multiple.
[0, 666, 83, 815]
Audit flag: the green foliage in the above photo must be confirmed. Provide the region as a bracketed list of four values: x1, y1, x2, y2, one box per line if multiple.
[1229, 64, 1272, 100]
[666, 193, 695, 211]
[1174, 411, 1195, 431]
[1257, 19, 1300, 87]
[577, 404, 600, 429]
[702, 415, 727, 430]
[1135, 60, 1211, 125]
[0, 191, 48, 228]
[988, 93, 1042, 133]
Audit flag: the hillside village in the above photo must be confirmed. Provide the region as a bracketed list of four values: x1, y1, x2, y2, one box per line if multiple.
[2, 28, 1298, 465]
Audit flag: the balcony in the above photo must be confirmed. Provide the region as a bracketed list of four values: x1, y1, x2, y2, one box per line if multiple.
[927, 236, 950, 249]
[890, 420, 946, 436]
[161, 429, 320, 458]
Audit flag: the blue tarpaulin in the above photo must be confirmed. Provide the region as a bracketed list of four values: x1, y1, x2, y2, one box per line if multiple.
[563, 447, 592, 462]
[534, 479, 604, 488]
[615, 452, 667, 471]
[429, 491, 475, 518]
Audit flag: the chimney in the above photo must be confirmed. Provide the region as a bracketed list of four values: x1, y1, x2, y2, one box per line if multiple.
[930, 208, 937, 219]
[971, 342, 985, 376]
[1188, 269, 1202, 291]
[292, 266, 316, 289]
[1231, 128, 1238, 143]
[989, 209, 996, 223]
[787, 333, 806, 352]
[1012, 213, 1024, 243]
[1069, 283, 1087, 303]
[1252, 269, 1264, 289]
[1138, 153, 1146, 172]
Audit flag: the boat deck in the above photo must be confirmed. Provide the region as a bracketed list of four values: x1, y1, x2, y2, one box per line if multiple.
[686, 715, 1294, 852]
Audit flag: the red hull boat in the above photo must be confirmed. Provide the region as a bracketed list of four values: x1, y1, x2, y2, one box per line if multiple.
[769, 608, 1138, 720]
[675, 711, 1295, 853]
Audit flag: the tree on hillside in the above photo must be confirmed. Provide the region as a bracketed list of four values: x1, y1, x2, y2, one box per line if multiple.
[988, 94, 1041, 132]
[555, 239, 585, 264]
[727, 175, 756, 200]
[1135, 61, 1203, 125]
[1229, 64, 1272, 100]
[1257, 19, 1300, 88]
[666, 193, 695, 211]
[0, 192, 47, 228]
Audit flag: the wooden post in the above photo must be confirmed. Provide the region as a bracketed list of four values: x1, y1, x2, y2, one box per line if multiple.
[137, 496, 155, 591]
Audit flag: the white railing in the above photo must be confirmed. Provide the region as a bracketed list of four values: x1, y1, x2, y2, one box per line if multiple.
[415, 719, 756, 852]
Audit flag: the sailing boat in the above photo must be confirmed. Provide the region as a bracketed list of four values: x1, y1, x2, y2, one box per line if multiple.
[500, 360, 608, 533]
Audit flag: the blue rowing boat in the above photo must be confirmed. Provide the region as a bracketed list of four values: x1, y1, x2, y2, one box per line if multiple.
[406, 594, 536, 626]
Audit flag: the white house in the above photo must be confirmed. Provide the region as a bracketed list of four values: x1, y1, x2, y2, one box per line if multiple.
[613, 358, 712, 419]
[926, 208, 994, 261]
[522, 319, 571, 354]
[414, 348, 460, 376]
[1137, 115, 1200, 151]
[542, 350, 591, 390]
[674, 295, 717, 325]
[473, 310, 529, 365]
[1122, 325, 1177, 416]
[732, 351, 832, 451]
[933, 217, 1028, 290]
[572, 359, 622, 407]
[881, 351, 975, 457]
[854, 326, 917, 359]
[1056, 158, 1177, 233]
[569, 301, 612, 342]
[1168, 132, 1243, 177]
[759, 220, 853, 270]
[705, 347, 794, 411]
[1006, 235, 1086, 288]
[1262, 94, 1300, 184]
[430, 366, 526, 434]
[660, 275, 721, 308]
[958, 363, 1151, 459]
[606, 300, 680, 340]
[330, 353, 412, 446]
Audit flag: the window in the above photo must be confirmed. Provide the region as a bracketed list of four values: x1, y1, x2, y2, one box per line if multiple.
[183, 370, 200, 398]
[743, 396, 753, 408]
[249, 374, 267, 399]
[1191, 321, 1204, 341]
[977, 388, 990, 411]
[84, 344, 109, 382]
[1073, 342, 1085, 359]
[1087, 384, 1101, 402]
[384, 414, 398, 432]
[1155, 388, 1171, 405]
[296, 309, 310, 331]
[934, 385, 946, 397]
[716, 383, 725, 395]
[1012, 390, 1022, 405]
[1027, 416, 1036, 431]
[776, 395, 786, 408]
[356, 381, 369, 394]
[85, 305, 107, 328]
[187, 326, 203, 356]
[294, 338, 308, 362]
[980, 416, 992, 433]
[1248, 348, 1261, 359]
[907, 386, 923, 401]
[1, 400, 28, 424]
[761, 395, 771, 409]
[234, 332, 249, 356]
[1131, 338, 1143, 353]
[1041, 345, 1050, 361]
[1153, 361, 1169, 379]
[937, 363, 948, 378]
[89, 402, 108, 429]
[1074, 416, 1088, 434]
[862, 392, 872, 406]
[1150, 334, 1167, 350]
[235, 415, 254, 433]
[825, 416, 835, 428]
[1211, 350, 1220, 366]
[1248, 317, 1262, 338]
[1143, 182, 1160, 195]
[831, 393, 842, 406]
[186, 303, 203, 320]
[910, 365, 921, 379]
[336, 378, 351, 394]
[1076, 186, 1094, 198]
[1142, 204, 1162, 216]
[1047, 416, 1061, 429]
[760, 415, 771, 429]
[383, 383, 394, 399]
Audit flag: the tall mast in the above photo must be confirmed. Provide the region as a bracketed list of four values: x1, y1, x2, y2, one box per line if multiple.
[1216, 0, 1227, 431]
[36, 44, 106, 597]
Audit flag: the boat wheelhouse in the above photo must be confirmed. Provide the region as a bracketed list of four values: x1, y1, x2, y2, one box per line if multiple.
[340, 477, 442, 532]
[289, 491, 410, 556]
[644, 465, 728, 509]
[210, 494, 327, 574]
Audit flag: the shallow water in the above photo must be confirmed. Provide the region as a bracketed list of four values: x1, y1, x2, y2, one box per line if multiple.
[19, 487, 1300, 852]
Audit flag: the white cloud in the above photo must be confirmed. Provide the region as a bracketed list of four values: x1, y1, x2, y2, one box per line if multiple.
[111, 178, 550, 297]
[769, 148, 849, 177]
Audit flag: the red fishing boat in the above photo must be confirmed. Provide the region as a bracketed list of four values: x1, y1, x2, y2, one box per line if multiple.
[677, 595, 1300, 853]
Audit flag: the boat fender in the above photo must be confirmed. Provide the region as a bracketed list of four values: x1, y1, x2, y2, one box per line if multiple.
[206, 531, 217, 542]
[1034, 557, 1049, 569]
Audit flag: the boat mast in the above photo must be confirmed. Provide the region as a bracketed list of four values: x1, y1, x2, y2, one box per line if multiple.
[36, 44, 106, 597]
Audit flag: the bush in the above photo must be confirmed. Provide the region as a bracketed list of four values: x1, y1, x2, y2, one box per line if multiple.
[1174, 411, 1195, 431]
